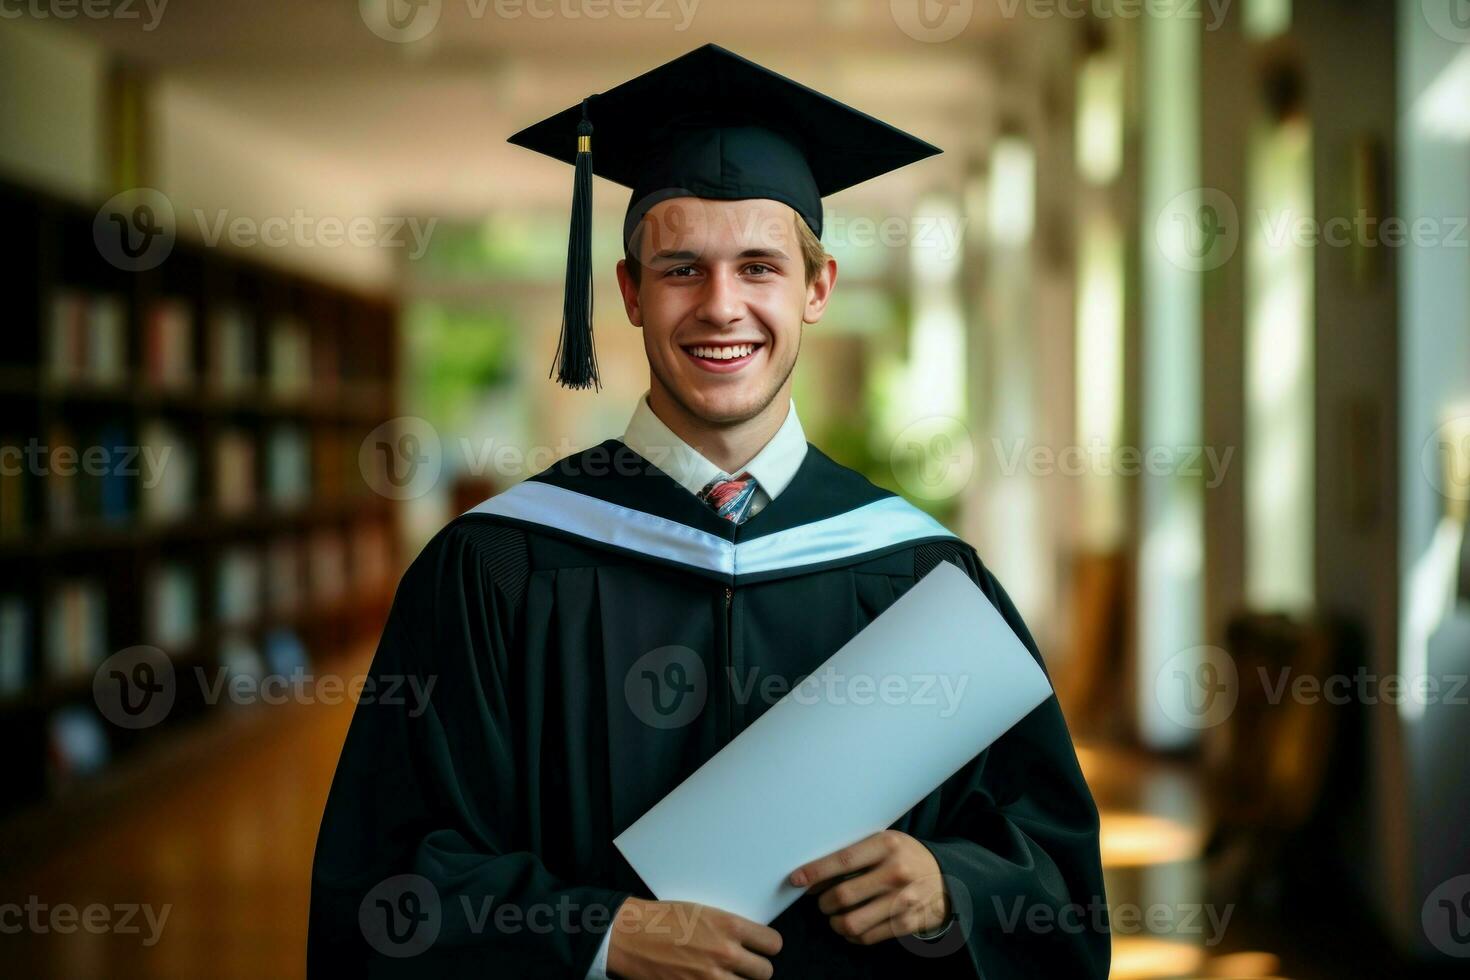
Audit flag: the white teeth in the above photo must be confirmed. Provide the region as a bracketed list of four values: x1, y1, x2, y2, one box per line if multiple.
[689, 343, 756, 360]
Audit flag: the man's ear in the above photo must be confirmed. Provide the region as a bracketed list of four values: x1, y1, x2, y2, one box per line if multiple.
[802, 256, 838, 325]
[615, 258, 643, 328]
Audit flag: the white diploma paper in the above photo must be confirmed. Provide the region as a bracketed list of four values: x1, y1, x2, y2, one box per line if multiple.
[612, 560, 1054, 924]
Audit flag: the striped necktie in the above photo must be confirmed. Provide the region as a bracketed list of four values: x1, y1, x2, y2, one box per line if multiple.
[697, 472, 758, 524]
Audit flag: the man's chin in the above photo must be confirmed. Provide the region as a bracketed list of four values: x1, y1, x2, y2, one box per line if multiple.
[671, 383, 777, 428]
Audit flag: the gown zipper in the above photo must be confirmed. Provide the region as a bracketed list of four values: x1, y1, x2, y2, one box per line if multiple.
[722, 585, 734, 742]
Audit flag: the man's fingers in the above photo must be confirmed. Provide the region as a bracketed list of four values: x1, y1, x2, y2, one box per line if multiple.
[851, 918, 902, 946]
[816, 869, 888, 915]
[828, 899, 890, 942]
[790, 831, 893, 888]
[729, 916, 783, 957]
[829, 887, 918, 942]
[727, 949, 774, 980]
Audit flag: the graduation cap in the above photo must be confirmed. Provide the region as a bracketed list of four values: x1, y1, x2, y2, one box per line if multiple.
[508, 43, 942, 390]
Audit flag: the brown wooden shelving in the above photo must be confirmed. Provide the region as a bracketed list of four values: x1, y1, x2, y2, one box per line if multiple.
[0, 175, 403, 820]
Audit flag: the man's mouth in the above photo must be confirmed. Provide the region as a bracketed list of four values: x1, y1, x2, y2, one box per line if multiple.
[681, 341, 764, 372]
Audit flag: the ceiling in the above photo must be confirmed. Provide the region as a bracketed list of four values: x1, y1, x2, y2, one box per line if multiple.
[59, 0, 1025, 216]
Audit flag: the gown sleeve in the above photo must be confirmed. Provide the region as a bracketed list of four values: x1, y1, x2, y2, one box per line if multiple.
[307, 522, 632, 978]
[910, 544, 1111, 978]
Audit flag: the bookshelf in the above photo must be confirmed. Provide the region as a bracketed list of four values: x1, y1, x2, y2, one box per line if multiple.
[0, 177, 401, 819]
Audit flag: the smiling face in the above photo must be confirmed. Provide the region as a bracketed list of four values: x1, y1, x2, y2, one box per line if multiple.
[616, 197, 836, 429]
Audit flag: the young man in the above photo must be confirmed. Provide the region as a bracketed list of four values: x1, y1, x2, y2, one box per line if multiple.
[309, 45, 1108, 979]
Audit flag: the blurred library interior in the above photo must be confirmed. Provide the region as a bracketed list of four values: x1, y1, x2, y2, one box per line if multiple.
[1, 1, 1469, 977]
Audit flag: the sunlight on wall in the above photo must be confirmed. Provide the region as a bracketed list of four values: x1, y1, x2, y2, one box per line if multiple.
[1245, 117, 1315, 614]
[1076, 211, 1126, 551]
[981, 139, 1047, 622]
[1138, 0, 1205, 750]
[988, 138, 1035, 247]
[1412, 46, 1470, 143]
[1401, 409, 1470, 723]
[1243, 0, 1291, 40]
[906, 194, 967, 420]
[1077, 51, 1124, 186]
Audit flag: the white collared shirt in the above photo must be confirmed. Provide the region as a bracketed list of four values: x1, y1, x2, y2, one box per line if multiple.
[618, 392, 808, 518]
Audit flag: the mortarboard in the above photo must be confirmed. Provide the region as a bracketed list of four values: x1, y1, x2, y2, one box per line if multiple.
[508, 43, 942, 390]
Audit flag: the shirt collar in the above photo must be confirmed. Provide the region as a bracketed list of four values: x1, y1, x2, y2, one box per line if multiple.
[620, 392, 808, 502]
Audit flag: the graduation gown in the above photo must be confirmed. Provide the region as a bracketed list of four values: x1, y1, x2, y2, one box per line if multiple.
[308, 440, 1109, 978]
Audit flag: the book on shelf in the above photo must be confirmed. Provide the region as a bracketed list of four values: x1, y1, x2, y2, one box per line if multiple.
[214, 428, 257, 515]
[48, 705, 111, 782]
[352, 522, 393, 595]
[46, 422, 77, 531]
[269, 318, 311, 397]
[266, 537, 303, 614]
[47, 292, 86, 384]
[309, 529, 347, 604]
[44, 580, 107, 682]
[312, 330, 340, 392]
[139, 419, 196, 523]
[88, 296, 127, 386]
[97, 423, 134, 524]
[268, 425, 310, 508]
[209, 307, 257, 393]
[312, 429, 343, 502]
[47, 291, 126, 387]
[217, 546, 261, 627]
[219, 634, 265, 683]
[0, 436, 25, 537]
[148, 562, 198, 650]
[43, 423, 136, 530]
[263, 628, 307, 678]
[0, 594, 31, 696]
[145, 298, 194, 389]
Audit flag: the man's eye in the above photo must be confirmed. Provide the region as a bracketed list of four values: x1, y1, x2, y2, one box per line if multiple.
[745, 263, 774, 276]
[665, 265, 697, 277]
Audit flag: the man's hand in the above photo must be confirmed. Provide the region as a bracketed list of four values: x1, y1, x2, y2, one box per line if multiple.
[789, 829, 950, 945]
[606, 896, 783, 979]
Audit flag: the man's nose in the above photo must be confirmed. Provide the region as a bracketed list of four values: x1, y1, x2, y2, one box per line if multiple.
[694, 267, 744, 326]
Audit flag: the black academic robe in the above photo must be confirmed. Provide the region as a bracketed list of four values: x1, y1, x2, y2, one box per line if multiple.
[308, 440, 1109, 979]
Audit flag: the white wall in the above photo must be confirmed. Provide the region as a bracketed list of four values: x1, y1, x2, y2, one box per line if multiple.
[1397, 0, 1470, 959]
[152, 80, 396, 290]
[0, 17, 398, 291]
[0, 18, 107, 201]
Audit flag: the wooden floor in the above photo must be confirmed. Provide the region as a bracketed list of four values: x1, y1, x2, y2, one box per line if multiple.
[1, 671, 356, 980]
[0, 655, 1425, 979]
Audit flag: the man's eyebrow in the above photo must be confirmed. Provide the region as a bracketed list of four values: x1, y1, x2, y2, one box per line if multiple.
[738, 247, 790, 260]
[647, 247, 792, 263]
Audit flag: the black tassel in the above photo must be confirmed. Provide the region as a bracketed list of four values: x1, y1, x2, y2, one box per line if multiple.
[552, 99, 600, 390]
